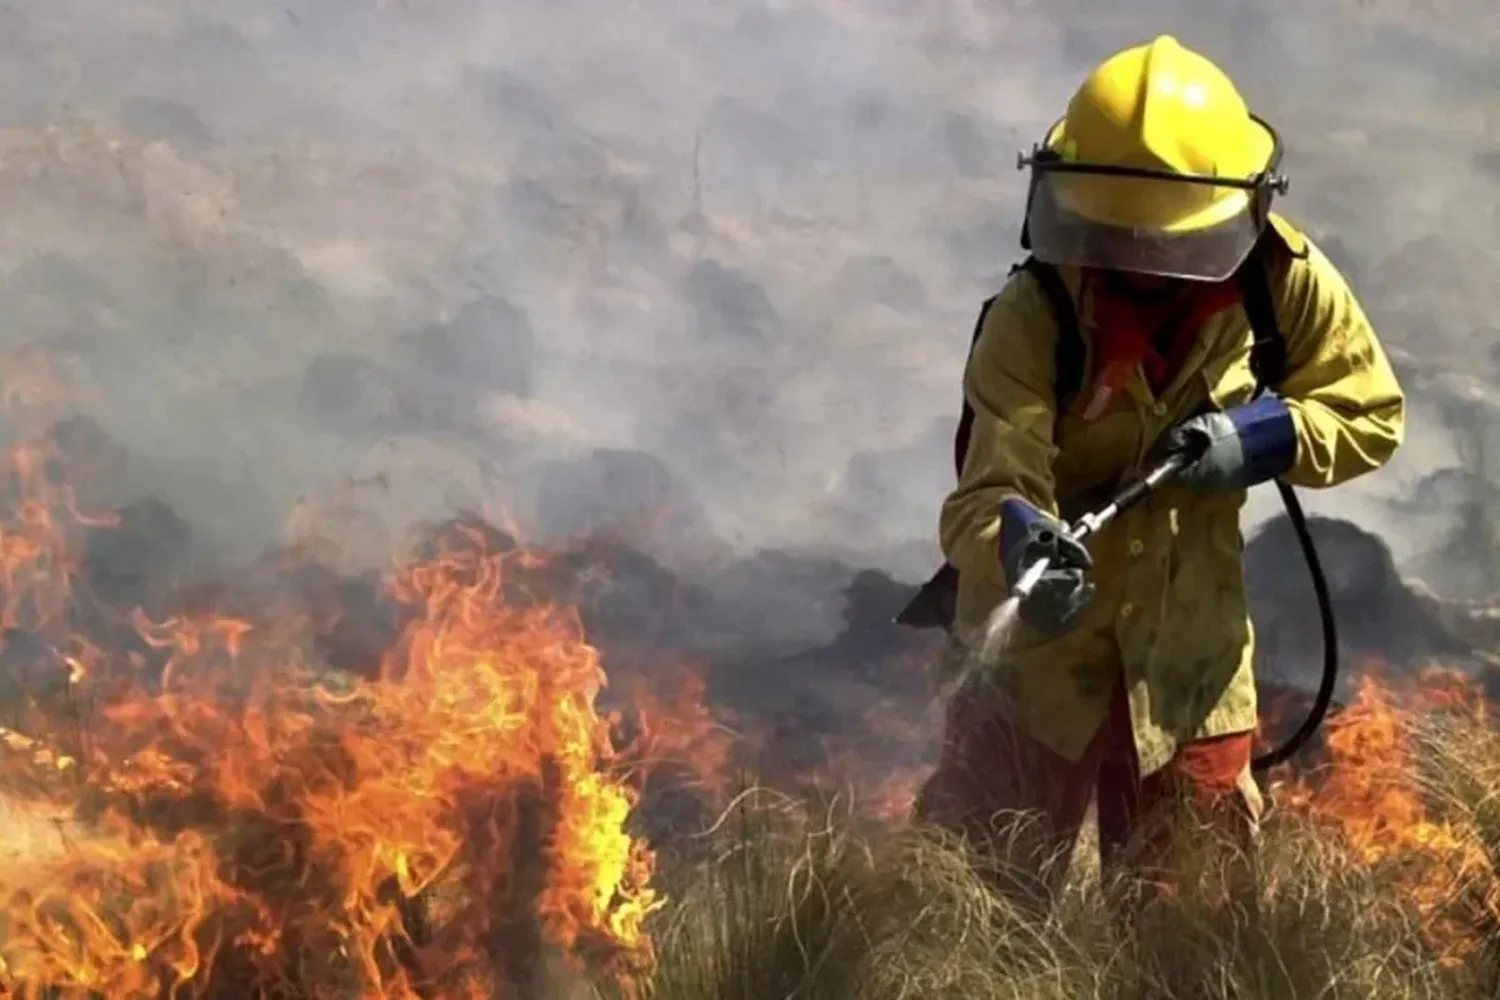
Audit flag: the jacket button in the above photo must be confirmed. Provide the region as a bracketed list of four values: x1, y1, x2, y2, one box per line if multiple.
[1128, 539, 1145, 556]
[1152, 402, 1167, 416]
[1119, 602, 1135, 620]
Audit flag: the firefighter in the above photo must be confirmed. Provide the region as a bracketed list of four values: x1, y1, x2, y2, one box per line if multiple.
[912, 36, 1405, 895]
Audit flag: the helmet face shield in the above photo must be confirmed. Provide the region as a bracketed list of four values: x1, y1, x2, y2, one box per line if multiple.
[1024, 169, 1263, 281]
[1019, 114, 1287, 282]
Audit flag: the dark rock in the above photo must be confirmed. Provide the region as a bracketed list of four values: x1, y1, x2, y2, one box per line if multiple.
[81, 497, 192, 615]
[550, 536, 717, 658]
[284, 563, 395, 681]
[44, 415, 134, 485]
[298, 352, 402, 433]
[753, 566, 938, 691]
[397, 296, 535, 398]
[1246, 513, 1473, 695]
[842, 569, 920, 632]
[533, 448, 711, 551]
[681, 259, 778, 343]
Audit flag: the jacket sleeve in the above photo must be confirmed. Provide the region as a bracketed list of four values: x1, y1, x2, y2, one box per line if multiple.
[938, 275, 1061, 587]
[1273, 239, 1406, 489]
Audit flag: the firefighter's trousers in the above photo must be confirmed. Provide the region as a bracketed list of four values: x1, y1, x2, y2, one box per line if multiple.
[914, 675, 1262, 905]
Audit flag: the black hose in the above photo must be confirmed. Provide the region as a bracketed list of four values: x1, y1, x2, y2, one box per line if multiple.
[1249, 479, 1339, 772]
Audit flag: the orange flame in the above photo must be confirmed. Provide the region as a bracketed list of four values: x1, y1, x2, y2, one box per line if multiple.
[1276, 668, 1498, 964]
[0, 421, 660, 996]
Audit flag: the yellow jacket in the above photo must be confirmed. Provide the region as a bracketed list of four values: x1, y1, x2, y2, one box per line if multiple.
[938, 215, 1405, 775]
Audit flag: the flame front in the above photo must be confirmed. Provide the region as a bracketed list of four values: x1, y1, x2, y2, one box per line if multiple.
[1276, 668, 1500, 964]
[0, 415, 658, 997]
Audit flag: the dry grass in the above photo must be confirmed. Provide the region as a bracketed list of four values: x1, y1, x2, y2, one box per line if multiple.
[620, 789, 1081, 1000]
[605, 706, 1500, 1000]
[0, 680, 1493, 1000]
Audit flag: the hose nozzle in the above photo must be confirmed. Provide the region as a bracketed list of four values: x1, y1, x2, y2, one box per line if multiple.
[1009, 554, 1054, 602]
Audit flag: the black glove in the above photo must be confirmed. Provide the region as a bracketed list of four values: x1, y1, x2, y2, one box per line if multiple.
[998, 497, 1093, 636]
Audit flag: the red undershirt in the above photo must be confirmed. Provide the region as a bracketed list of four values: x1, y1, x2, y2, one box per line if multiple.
[1081, 271, 1241, 418]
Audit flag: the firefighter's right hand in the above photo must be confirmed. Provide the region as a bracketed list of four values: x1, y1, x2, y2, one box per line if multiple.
[997, 498, 1094, 635]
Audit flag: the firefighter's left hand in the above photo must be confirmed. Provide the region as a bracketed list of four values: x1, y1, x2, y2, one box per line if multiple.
[998, 498, 1093, 635]
[1166, 396, 1298, 494]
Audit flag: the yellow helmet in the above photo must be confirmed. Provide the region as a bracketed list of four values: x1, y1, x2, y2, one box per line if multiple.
[1020, 35, 1287, 281]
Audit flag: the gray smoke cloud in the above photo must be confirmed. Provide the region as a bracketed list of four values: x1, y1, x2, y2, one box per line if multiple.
[0, 0, 1495, 620]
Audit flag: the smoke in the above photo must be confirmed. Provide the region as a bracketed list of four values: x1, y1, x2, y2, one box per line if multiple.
[0, 0, 1494, 625]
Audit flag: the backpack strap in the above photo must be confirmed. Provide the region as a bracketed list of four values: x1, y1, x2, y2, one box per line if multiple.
[1234, 248, 1287, 395]
[952, 258, 1082, 477]
[951, 294, 999, 478]
[1031, 260, 1085, 410]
